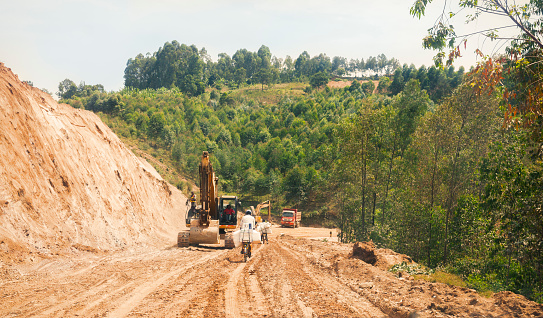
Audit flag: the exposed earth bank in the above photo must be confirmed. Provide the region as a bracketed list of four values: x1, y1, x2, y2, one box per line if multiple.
[0, 63, 186, 264]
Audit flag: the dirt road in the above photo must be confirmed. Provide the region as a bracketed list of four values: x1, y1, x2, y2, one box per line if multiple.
[1, 227, 542, 318]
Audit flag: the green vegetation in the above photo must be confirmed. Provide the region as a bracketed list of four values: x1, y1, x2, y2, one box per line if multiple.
[58, 38, 542, 303]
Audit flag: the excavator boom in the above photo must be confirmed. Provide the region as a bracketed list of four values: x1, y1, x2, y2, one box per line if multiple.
[198, 151, 218, 226]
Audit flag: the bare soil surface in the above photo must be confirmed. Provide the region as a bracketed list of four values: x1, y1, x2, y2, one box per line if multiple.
[327, 79, 380, 92]
[1, 227, 542, 317]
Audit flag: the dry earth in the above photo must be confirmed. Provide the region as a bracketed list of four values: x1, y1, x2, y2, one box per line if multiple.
[1, 64, 542, 317]
[327, 79, 380, 92]
[1, 227, 542, 317]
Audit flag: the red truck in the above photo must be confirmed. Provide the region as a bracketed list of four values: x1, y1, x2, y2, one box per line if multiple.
[281, 208, 301, 228]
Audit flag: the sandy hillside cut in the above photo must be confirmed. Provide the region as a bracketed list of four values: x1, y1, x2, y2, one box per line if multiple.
[0, 63, 186, 263]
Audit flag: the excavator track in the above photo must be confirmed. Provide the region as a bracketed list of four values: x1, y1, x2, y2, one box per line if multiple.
[178, 231, 190, 247]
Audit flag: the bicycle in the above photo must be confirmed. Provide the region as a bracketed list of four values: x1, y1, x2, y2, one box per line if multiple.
[241, 241, 251, 262]
[261, 232, 268, 244]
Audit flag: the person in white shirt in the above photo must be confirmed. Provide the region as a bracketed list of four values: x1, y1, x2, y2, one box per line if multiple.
[239, 210, 256, 257]
[240, 210, 256, 230]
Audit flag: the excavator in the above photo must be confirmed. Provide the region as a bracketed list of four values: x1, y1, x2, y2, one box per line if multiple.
[178, 151, 239, 248]
[250, 200, 271, 223]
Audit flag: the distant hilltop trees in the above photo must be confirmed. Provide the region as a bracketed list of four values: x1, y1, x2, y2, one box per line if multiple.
[122, 41, 406, 96]
[58, 41, 466, 104]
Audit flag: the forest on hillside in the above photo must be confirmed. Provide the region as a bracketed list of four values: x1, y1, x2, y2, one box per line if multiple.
[54, 0, 543, 303]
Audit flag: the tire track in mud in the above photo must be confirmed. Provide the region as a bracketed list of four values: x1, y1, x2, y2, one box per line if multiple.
[253, 242, 311, 317]
[107, 249, 229, 317]
[277, 241, 388, 317]
[32, 252, 161, 317]
[2, 248, 226, 318]
[4, 229, 543, 318]
[34, 277, 126, 317]
[32, 251, 173, 317]
[225, 243, 268, 318]
[261, 240, 387, 318]
[243, 254, 272, 317]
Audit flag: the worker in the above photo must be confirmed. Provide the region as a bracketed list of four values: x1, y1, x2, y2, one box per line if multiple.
[239, 210, 256, 257]
[186, 192, 196, 209]
[224, 204, 235, 223]
[240, 210, 255, 230]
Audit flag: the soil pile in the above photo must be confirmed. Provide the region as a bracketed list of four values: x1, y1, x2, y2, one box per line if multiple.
[352, 241, 414, 270]
[352, 241, 377, 265]
[0, 63, 186, 263]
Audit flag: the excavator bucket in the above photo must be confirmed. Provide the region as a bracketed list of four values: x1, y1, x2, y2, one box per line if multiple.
[188, 219, 220, 245]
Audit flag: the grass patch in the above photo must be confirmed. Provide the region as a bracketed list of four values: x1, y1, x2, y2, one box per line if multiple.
[389, 262, 434, 276]
[390, 262, 470, 290]
[390, 262, 495, 298]
[413, 271, 467, 289]
[228, 83, 307, 105]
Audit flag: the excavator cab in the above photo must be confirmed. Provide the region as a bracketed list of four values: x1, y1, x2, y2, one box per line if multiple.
[218, 195, 240, 233]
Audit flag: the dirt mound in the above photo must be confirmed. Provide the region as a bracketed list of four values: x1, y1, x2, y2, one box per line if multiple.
[0, 63, 186, 264]
[351, 241, 414, 270]
[374, 248, 414, 270]
[352, 241, 377, 265]
[494, 291, 543, 316]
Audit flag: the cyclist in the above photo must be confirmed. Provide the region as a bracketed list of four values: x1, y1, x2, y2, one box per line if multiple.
[239, 210, 256, 257]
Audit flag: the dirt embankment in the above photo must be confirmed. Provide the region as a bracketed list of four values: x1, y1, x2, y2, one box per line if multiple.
[0, 63, 186, 264]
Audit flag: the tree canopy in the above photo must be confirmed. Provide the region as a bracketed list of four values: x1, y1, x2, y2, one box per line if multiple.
[123, 41, 405, 96]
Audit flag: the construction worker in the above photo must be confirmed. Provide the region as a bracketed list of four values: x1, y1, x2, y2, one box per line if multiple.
[224, 204, 235, 223]
[240, 210, 255, 230]
[186, 191, 196, 209]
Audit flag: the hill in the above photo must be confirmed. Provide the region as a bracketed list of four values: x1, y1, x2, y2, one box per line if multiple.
[0, 63, 186, 264]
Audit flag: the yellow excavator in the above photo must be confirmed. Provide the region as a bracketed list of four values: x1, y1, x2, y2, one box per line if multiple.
[178, 151, 239, 248]
[250, 200, 271, 223]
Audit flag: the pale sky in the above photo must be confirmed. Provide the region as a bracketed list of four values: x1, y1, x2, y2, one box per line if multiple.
[1, 0, 520, 97]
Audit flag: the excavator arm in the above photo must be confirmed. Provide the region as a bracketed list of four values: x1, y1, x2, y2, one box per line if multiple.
[198, 151, 218, 226]
[253, 200, 271, 223]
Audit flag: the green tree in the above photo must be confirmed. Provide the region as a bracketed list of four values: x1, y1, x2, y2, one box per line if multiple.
[58, 79, 78, 99]
[389, 69, 404, 96]
[377, 76, 391, 94]
[148, 111, 166, 138]
[480, 132, 543, 301]
[255, 69, 272, 91]
[360, 81, 375, 96]
[234, 67, 246, 88]
[309, 72, 329, 89]
[410, 0, 543, 67]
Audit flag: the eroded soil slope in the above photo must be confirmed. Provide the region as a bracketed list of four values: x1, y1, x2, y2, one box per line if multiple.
[0, 63, 186, 264]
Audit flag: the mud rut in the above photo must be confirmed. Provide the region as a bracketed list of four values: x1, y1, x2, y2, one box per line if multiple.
[2, 235, 542, 318]
[1, 239, 388, 318]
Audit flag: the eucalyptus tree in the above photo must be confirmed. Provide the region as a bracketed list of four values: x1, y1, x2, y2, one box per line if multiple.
[295, 51, 311, 78]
